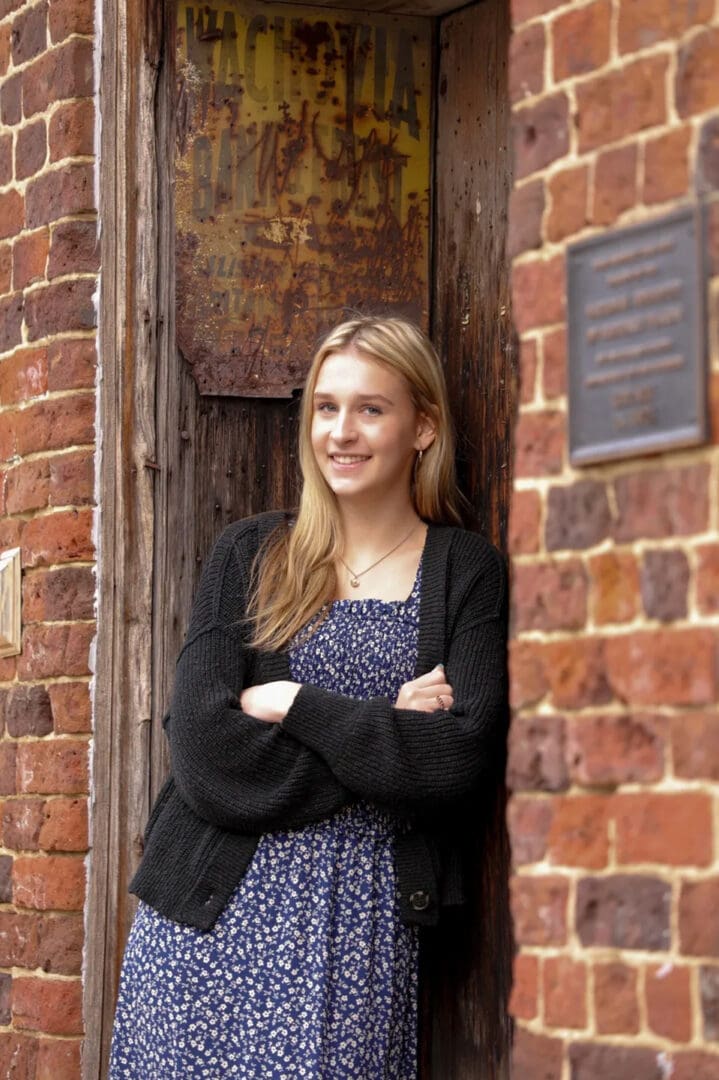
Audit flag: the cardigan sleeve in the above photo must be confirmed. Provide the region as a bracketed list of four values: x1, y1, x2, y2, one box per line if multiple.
[281, 545, 508, 815]
[164, 522, 351, 834]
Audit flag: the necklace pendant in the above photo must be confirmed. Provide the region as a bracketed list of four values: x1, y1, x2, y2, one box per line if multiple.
[350, 577, 360, 588]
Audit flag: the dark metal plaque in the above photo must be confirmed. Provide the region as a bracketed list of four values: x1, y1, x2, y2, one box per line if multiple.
[567, 206, 706, 465]
[174, 0, 432, 398]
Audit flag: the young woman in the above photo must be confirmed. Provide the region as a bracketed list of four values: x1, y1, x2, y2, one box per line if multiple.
[110, 316, 507, 1078]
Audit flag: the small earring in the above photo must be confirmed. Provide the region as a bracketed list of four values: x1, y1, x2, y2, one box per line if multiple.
[417, 449, 423, 466]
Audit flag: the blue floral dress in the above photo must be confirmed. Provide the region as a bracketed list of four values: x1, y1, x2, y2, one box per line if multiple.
[109, 562, 422, 1079]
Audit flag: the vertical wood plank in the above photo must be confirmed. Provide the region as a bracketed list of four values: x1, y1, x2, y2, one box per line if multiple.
[84, 0, 164, 1076]
[425, 0, 515, 1076]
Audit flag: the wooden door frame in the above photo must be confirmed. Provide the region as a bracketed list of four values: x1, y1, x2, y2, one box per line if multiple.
[84, 0, 170, 1073]
[85, 0, 513, 1075]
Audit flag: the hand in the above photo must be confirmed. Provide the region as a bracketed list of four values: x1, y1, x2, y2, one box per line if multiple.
[395, 664, 454, 712]
[240, 681, 302, 723]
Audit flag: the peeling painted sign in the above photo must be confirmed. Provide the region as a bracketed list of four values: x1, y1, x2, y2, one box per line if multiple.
[175, 1, 432, 397]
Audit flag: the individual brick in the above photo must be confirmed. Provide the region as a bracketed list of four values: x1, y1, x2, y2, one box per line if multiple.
[0, 23, 10, 77]
[35, 912, 84, 974]
[5, 685, 53, 738]
[545, 480, 611, 551]
[546, 795, 609, 869]
[47, 337, 96, 390]
[14, 118, 47, 182]
[696, 544, 719, 614]
[511, 559, 587, 632]
[0, 291, 23, 352]
[0, 972, 10, 1025]
[552, 0, 611, 82]
[48, 219, 98, 277]
[24, 162, 95, 229]
[3, 799, 45, 851]
[0, 854, 12, 901]
[575, 56, 668, 153]
[13, 854, 85, 911]
[511, 254, 565, 332]
[24, 278, 97, 339]
[11, 1, 47, 65]
[569, 1043, 663, 1079]
[21, 37, 94, 118]
[49, 0, 94, 41]
[618, 0, 714, 53]
[13, 227, 50, 290]
[0, 1033, 38, 1078]
[508, 639, 549, 708]
[566, 713, 665, 786]
[511, 1027, 562, 1080]
[701, 966, 719, 1041]
[614, 792, 713, 867]
[36, 1037, 82, 1080]
[546, 164, 588, 243]
[11, 975, 83, 1036]
[671, 1052, 719, 1080]
[0, 188, 24, 241]
[541, 637, 612, 709]
[4, 457, 51, 514]
[645, 963, 692, 1043]
[0, 238, 11, 290]
[16, 623, 94, 680]
[576, 875, 671, 950]
[0, 346, 48, 405]
[640, 549, 689, 622]
[613, 464, 710, 540]
[672, 712, 719, 781]
[509, 22, 544, 104]
[49, 449, 94, 507]
[20, 508, 94, 569]
[592, 143, 637, 226]
[679, 879, 719, 956]
[543, 955, 587, 1030]
[508, 489, 541, 555]
[16, 740, 88, 795]
[38, 797, 88, 852]
[9, 394, 94, 457]
[676, 26, 719, 118]
[511, 874, 569, 946]
[512, 93, 570, 181]
[594, 961, 639, 1034]
[508, 178, 544, 258]
[507, 795, 554, 865]
[514, 411, 564, 477]
[589, 550, 640, 624]
[48, 98, 94, 161]
[605, 629, 716, 707]
[0, 70, 22, 126]
[508, 714, 568, 793]
[48, 682, 91, 735]
[509, 951, 539, 1020]
[644, 126, 692, 205]
[0, 744, 17, 796]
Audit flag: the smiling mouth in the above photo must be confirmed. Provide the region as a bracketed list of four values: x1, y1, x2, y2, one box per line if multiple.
[330, 455, 370, 464]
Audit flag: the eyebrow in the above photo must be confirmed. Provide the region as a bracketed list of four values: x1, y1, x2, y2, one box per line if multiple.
[313, 392, 395, 406]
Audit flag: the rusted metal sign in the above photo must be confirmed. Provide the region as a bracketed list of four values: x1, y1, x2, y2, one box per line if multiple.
[174, 1, 432, 397]
[567, 206, 707, 465]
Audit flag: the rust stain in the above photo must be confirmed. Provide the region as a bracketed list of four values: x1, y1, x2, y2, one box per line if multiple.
[174, 0, 432, 397]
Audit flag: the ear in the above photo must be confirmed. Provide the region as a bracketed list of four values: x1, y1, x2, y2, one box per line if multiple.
[414, 412, 437, 452]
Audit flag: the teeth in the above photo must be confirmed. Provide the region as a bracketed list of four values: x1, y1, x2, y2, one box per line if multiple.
[332, 455, 368, 463]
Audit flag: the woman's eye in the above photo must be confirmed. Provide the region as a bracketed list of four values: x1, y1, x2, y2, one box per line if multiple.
[316, 402, 337, 413]
[363, 405, 382, 415]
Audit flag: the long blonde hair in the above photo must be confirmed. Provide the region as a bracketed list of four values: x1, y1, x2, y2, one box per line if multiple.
[248, 316, 464, 650]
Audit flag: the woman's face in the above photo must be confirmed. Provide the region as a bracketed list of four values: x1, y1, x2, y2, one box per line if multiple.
[310, 347, 434, 506]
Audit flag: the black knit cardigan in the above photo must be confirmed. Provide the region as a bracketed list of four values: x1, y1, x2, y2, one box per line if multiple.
[129, 511, 508, 931]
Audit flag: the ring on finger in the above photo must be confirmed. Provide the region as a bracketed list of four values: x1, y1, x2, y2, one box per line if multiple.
[436, 694, 446, 710]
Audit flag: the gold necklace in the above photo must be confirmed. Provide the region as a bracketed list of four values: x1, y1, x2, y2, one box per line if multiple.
[339, 523, 419, 588]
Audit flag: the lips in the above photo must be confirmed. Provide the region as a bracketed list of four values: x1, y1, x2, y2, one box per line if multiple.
[330, 454, 370, 465]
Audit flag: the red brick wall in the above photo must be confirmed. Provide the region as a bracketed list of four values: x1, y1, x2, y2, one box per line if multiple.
[507, 1, 719, 1075]
[0, 0, 95, 1072]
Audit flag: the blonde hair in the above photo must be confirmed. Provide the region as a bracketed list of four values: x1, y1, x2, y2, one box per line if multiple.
[248, 316, 464, 650]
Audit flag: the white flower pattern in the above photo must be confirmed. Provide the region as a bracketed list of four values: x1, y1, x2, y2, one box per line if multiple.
[109, 562, 422, 1079]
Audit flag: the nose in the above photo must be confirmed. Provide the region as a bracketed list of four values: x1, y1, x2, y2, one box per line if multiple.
[330, 408, 356, 442]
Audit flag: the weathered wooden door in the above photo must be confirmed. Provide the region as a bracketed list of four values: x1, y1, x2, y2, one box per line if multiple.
[88, 0, 513, 1075]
